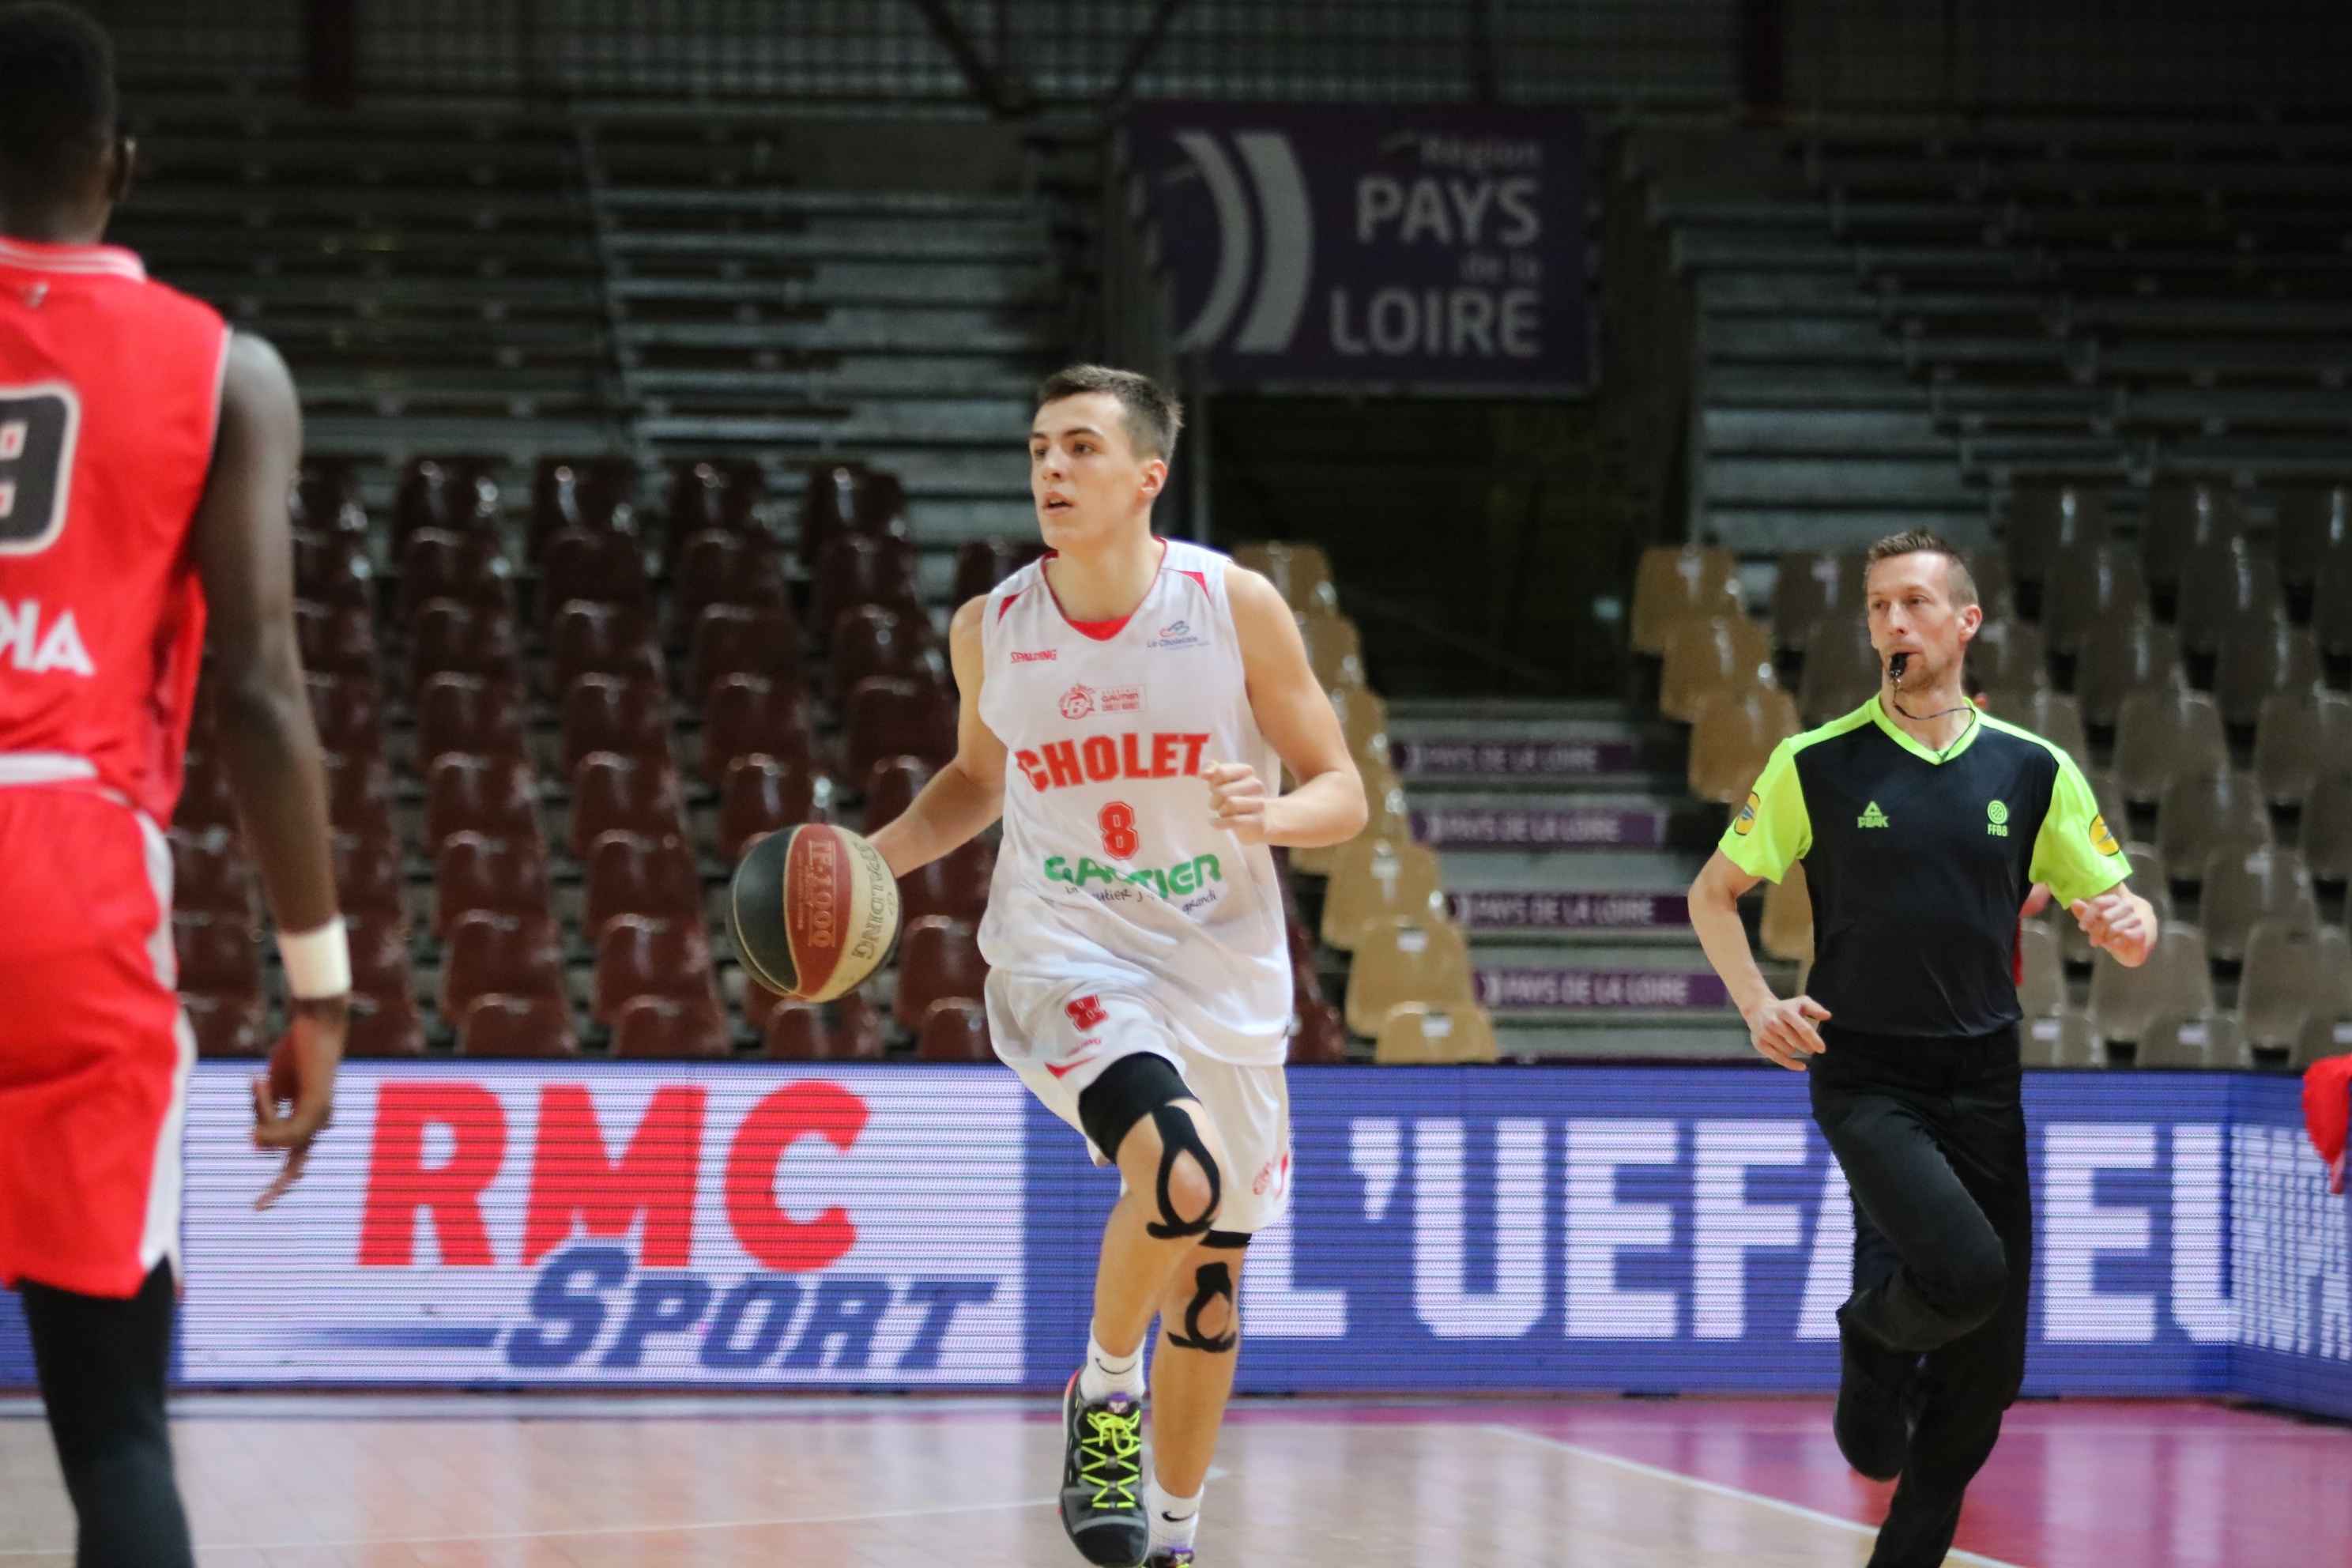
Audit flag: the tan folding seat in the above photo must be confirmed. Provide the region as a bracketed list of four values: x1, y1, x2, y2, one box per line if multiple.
[2110, 688, 2226, 806]
[2135, 1013, 2252, 1071]
[2276, 483, 2350, 601]
[2176, 537, 2282, 660]
[2212, 612, 2320, 732]
[2017, 920, 2066, 1017]
[2155, 769, 2271, 879]
[1967, 551, 2015, 620]
[2003, 482, 2109, 597]
[1968, 620, 2046, 694]
[2041, 545, 2147, 659]
[1632, 545, 1741, 655]
[1760, 861, 1812, 963]
[2018, 1011, 2104, 1069]
[2303, 771, 2352, 885]
[2313, 550, 2352, 661]
[1988, 688, 2087, 771]
[1770, 552, 1863, 654]
[2074, 616, 2180, 730]
[2143, 480, 2245, 605]
[1688, 685, 1800, 805]
[1256, 541, 1338, 612]
[2253, 688, 2352, 808]
[1374, 1001, 1498, 1065]
[1329, 684, 1392, 772]
[1322, 837, 1447, 952]
[1293, 758, 1405, 876]
[2240, 920, 2352, 1059]
[1799, 614, 1881, 726]
[2197, 844, 2316, 965]
[1297, 608, 1366, 691]
[1659, 615, 1775, 722]
[2087, 922, 2213, 1047]
[1344, 917, 1477, 1038]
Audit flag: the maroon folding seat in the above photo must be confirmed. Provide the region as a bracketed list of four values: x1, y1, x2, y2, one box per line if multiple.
[174, 914, 260, 999]
[345, 991, 427, 1059]
[951, 537, 1040, 605]
[700, 673, 813, 786]
[810, 534, 922, 646]
[828, 605, 938, 707]
[861, 756, 933, 833]
[568, 752, 686, 857]
[715, 754, 817, 861]
[413, 671, 528, 772]
[346, 913, 414, 1001]
[899, 839, 992, 924]
[331, 829, 406, 922]
[916, 997, 993, 1063]
[797, 463, 905, 570]
[182, 993, 267, 1058]
[611, 994, 733, 1060]
[321, 750, 398, 842]
[688, 603, 803, 702]
[547, 600, 662, 695]
[398, 528, 511, 621]
[175, 754, 237, 832]
[433, 830, 552, 937]
[761, 995, 887, 1061]
[409, 600, 521, 692]
[393, 458, 498, 554]
[530, 458, 635, 561]
[560, 673, 672, 773]
[845, 677, 957, 779]
[538, 526, 651, 621]
[295, 601, 378, 681]
[666, 460, 763, 557]
[294, 534, 373, 609]
[672, 529, 786, 640]
[303, 672, 382, 760]
[1290, 999, 1349, 1065]
[171, 827, 258, 929]
[458, 993, 581, 1058]
[891, 915, 988, 1031]
[423, 752, 540, 853]
[292, 465, 366, 537]
[593, 914, 716, 1024]
[439, 910, 565, 1019]
[582, 830, 702, 941]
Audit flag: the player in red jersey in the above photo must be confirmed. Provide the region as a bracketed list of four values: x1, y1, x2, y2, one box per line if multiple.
[2, 7, 347, 1563]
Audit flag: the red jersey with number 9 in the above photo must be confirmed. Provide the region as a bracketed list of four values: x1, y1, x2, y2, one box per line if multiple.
[0, 237, 228, 821]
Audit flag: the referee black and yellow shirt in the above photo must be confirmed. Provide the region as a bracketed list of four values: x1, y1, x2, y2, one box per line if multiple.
[1720, 695, 2131, 1038]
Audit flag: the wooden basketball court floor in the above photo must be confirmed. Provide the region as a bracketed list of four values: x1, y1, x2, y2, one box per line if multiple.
[0, 1395, 2339, 1566]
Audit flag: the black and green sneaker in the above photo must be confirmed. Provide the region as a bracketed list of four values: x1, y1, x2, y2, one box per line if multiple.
[1059, 1371, 1148, 1567]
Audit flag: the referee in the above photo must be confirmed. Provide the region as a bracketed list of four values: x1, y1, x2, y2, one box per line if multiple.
[1688, 530, 2156, 1567]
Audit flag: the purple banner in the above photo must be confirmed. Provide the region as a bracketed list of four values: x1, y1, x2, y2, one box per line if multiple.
[1123, 104, 1590, 389]
[1412, 807, 1662, 847]
[1449, 891, 1688, 930]
[1392, 737, 1644, 778]
[1476, 968, 1730, 1011]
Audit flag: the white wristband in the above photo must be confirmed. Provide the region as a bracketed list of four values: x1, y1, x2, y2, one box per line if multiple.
[278, 918, 352, 1000]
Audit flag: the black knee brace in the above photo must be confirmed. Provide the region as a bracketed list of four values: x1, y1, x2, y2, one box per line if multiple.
[1163, 1261, 1240, 1355]
[1077, 1054, 1223, 1240]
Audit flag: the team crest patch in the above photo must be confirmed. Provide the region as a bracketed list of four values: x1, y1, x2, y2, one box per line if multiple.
[1733, 791, 1760, 836]
[1059, 684, 1095, 719]
[2090, 813, 2120, 857]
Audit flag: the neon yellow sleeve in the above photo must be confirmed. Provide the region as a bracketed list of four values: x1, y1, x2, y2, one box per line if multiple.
[2031, 752, 2132, 905]
[1718, 737, 1811, 884]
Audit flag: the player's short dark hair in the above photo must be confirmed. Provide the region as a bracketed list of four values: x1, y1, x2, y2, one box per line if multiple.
[1866, 527, 1979, 610]
[1035, 364, 1183, 462]
[0, 2, 117, 206]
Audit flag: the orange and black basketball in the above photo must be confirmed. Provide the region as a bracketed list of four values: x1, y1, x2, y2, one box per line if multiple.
[728, 824, 902, 1002]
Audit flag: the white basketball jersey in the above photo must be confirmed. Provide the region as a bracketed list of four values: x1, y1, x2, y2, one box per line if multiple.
[977, 539, 1292, 1066]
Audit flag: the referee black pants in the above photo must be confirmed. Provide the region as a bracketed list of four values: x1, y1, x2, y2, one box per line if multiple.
[1810, 1023, 2032, 1568]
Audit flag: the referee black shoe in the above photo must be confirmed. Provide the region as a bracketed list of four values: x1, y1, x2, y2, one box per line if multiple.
[1060, 1371, 1150, 1566]
[1834, 1305, 1917, 1483]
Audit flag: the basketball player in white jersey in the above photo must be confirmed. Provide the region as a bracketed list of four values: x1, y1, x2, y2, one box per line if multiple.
[869, 365, 1365, 1567]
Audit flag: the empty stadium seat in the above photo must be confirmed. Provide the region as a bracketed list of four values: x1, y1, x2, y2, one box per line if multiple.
[688, 603, 802, 701]
[570, 753, 688, 858]
[1291, 999, 1349, 1065]
[530, 458, 635, 560]
[2175, 537, 2282, 659]
[827, 605, 940, 707]
[548, 601, 662, 694]
[2109, 687, 2227, 805]
[1770, 552, 1863, 654]
[176, 754, 236, 833]
[345, 991, 427, 1059]
[845, 677, 958, 779]
[330, 829, 405, 922]
[2018, 921, 2065, 1016]
[560, 673, 672, 773]
[2003, 483, 2108, 601]
[2087, 922, 2213, 1046]
[1969, 619, 2047, 692]
[1297, 609, 1367, 691]
[916, 997, 994, 1063]
[582, 831, 702, 940]
[700, 673, 813, 786]
[765, 993, 886, 1061]
[862, 756, 932, 832]
[2211, 612, 2321, 731]
[2135, 1013, 2252, 1071]
[2240, 920, 2352, 1059]
[715, 755, 818, 861]
[899, 839, 993, 924]
[2074, 615, 2180, 730]
[2155, 769, 2271, 876]
[2040, 545, 2147, 659]
[393, 458, 497, 550]
[669, 459, 765, 552]
[1321, 838, 1446, 952]
[2197, 843, 2316, 965]
[321, 751, 398, 842]
[1760, 862, 1812, 963]
[458, 993, 581, 1059]
[291, 470, 368, 542]
[2018, 1011, 2103, 1069]
[1344, 917, 1476, 1038]
[295, 601, 378, 681]
[413, 672, 528, 771]
[1329, 684, 1392, 773]
[172, 827, 257, 929]
[346, 913, 414, 1001]
[1689, 686, 1801, 805]
[2307, 771, 2352, 886]
[1799, 615, 1881, 726]
[892, 916, 989, 1031]
[293, 534, 372, 610]
[2253, 688, 2352, 807]
[174, 913, 260, 998]
[537, 526, 651, 620]
[952, 537, 1038, 605]
[439, 910, 565, 1019]
[1374, 1001, 1498, 1065]
[1986, 688, 2087, 769]
[1231, 541, 1339, 612]
[1657, 616, 1774, 722]
[611, 994, 733, 1060]
[433, 831, 552, 937]
[797, 463, 903, 569]
[423, 752, 540, 853]
[1632, 545, 1740, 655]
[305, 672, 383, 760]
[811, 533, 922, 642]
[182, 993, 267, 1059]
[397, 527, 510, 621]
[1295, 761, 1409, 877]
[673, 528, 787, 639]
[2143, 481, 2245, 605]
[2276, 483, 2349, 603]
[409, 600, 520, 692]
[2312, 551, 2352, 661]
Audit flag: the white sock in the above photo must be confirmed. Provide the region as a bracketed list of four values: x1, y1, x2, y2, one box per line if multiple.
[1077, 1334, 1144, 1403]
[1147, 1476, 1202, 1553]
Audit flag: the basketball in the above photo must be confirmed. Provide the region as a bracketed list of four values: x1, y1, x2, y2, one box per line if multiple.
[728, 824, 902, 1002]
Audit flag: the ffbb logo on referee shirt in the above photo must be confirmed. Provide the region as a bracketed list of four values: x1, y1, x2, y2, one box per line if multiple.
[1987, 801, 2010, 838]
